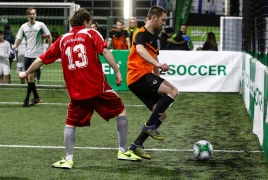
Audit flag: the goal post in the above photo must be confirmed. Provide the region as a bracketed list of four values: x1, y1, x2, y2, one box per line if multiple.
[220, 16, 242, 52]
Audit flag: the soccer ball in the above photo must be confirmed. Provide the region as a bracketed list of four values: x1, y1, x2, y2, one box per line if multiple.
[193, 140, 213, 160]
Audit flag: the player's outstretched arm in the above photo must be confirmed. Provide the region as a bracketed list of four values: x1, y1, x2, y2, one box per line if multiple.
[12, 38, 22, 50]
[153, 57, 160, 76]
[102, 48, 123, 86]
[107, 39, 112, 49]
[19, 57, 44, 79]
[136, 44, 169, 72]
[47, 34, 52, 49]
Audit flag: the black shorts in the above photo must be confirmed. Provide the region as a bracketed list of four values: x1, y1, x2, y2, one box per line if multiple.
[24, 57, 37, 71]
[128, 73, 164, 111]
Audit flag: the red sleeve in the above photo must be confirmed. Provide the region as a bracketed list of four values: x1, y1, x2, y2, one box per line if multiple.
[89, 29, 107, 54]
[39, 37, 61, 64]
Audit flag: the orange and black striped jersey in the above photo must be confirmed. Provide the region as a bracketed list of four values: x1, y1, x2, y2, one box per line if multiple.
[127, 27, 159, 85]
[109, 29, 129, 50]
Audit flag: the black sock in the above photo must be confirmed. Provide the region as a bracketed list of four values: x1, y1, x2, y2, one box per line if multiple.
[134, 132, 149, 146]
[36, 68, 41, 81]
[155, 119, 162, 128]
[24, 82, 32, 102]
[146, 95, 174, 126]
[31, 82, 39, 99]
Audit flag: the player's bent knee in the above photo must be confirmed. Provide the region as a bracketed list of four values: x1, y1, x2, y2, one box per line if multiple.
[168, 88, 178, 99]
[28, 73, 35, 82]
[118, 107, 127, 117]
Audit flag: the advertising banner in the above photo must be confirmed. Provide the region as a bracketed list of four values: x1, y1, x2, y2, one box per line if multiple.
[158, 51, 242, 92]
[242, 52, 268, 162]
[188, 26, 220, 42]
[99, 50, 129, 91]
[263, 67, 268, 160]
[99, 50, 242, 92]
[174, 0, 193, 32]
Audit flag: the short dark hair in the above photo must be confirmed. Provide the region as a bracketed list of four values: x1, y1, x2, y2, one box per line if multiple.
[147, 6, 167, 20]
[0, 30, 3, 34]
[165, 27, 174, 34]
[91, 21, 98, 27]
[174, 30, 183, 41]
[26, 7, 37, 15]
[116, 19, 124, 25]
[69, 8, 92, 27]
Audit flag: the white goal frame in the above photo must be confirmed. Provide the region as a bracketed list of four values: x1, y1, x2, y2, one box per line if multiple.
[0, 2, 78, 88]
[220, 16, 243, 52]
[0, 2, 77, 32]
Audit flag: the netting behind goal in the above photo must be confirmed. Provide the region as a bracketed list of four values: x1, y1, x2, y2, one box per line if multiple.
[242, 0, 268, 66]
[181, 0, 267, 66]
[181, 0, 243, 52]
[0, 2, 75, 87]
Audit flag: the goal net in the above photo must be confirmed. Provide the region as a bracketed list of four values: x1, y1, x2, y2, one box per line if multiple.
[0, 2, 76, 88]
[242, 0, 268, 66]
[220, 16, 242, 52]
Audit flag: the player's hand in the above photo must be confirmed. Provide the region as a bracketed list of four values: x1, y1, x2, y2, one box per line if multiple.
[157, 63, 169, 72]
[115, 71, 123, 86]
[19, 72, 27, 79]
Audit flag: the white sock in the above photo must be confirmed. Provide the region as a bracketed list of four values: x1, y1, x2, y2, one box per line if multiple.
[64, 126, 76, 161]
[65, 155, 73, 161]
[116, 116, 128, 152]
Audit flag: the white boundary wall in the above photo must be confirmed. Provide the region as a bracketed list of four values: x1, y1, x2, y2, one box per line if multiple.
[241, 52, 268, 161]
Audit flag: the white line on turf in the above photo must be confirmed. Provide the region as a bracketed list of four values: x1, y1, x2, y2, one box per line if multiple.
[0, 145, 263, 153]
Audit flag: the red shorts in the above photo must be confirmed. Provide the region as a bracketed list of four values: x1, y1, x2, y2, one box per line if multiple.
[66, 89, 124, 127]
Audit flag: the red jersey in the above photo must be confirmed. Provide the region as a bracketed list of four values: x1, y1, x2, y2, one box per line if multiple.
[40, 26, 108, 100]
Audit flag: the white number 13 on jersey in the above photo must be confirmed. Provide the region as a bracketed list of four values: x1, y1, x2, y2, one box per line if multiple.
[65, 44, 88, 70]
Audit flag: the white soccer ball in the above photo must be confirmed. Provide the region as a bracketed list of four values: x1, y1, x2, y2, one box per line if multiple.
[193, 140, 213, 160]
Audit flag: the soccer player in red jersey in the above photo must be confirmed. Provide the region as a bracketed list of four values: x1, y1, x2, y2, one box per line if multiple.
[19, 8, 142, 169]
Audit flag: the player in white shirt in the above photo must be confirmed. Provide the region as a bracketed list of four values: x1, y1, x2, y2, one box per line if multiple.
[15, 38, 26, 84]
[13, 7, 52, 107]
[0, 30, 11, 84]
